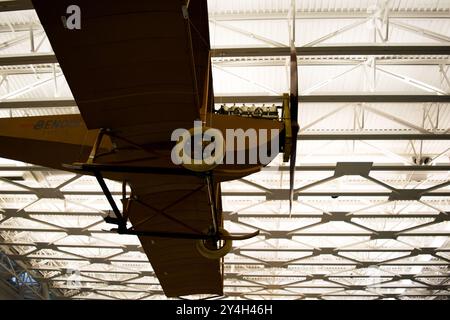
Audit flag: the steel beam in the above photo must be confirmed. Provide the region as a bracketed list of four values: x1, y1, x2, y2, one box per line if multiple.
[1, 2, 449, 19]
[209, 10, 450, 21]
[225, 212, 448, 219]
[222, 191, 450, 198]
[0, 209, 102, 217]
[215, 95, 450, 103]
[236, 248, 450, 253]
[14, 47, 450, 65]
[214, 57, 450, 67]
[1, 210, 446, 220]
[6, 164, 447, 173]
[225, 260, 450, 265]
[212, 46, 450, 57]
[4, 189, 445, 197]
[264, 165, 450, 172]
[4, 95, 450, 110]
[2, 54, 449, 68]
[0, 166, 56, 171]
[0, 190, 117, 196]
[297, 133, 450, 140]
[0, 53, 57, 66]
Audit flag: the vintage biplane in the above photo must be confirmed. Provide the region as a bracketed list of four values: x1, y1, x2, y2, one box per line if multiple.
[0, 0, 299, 297]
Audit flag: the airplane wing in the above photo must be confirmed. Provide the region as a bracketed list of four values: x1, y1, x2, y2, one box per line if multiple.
[31, 0, 223, 296]
[32, 0, 211, 144]
[125, 174, 223, 297]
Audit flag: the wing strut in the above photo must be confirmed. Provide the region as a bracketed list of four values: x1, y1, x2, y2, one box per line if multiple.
[63, 129, 260, 242]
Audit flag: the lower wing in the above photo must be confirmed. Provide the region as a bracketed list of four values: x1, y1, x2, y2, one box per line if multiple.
[124, 174, 223, 297]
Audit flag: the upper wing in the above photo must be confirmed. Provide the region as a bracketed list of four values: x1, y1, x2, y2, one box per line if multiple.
[31, 1, 222, 296]
[124, 174, 223, 297]
[32, 0, 211, 144]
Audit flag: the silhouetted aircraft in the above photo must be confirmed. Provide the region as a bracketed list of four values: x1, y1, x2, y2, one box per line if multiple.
[0, 0, 298, 297]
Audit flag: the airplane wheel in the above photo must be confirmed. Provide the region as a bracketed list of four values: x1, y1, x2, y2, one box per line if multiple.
[196, 228, 233, 259]
[176, 127, 224, 172]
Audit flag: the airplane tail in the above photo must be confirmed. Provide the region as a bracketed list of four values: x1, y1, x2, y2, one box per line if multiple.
[0, 114, 102, 171]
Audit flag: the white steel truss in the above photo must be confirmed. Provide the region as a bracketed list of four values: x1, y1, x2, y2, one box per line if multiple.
[0, 0, 449, 300]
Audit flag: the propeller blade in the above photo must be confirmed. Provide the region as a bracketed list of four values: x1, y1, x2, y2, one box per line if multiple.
[289, 43, 299, 214]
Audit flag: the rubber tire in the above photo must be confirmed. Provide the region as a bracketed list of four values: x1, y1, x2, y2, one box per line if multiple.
[196, 228, 233, 259]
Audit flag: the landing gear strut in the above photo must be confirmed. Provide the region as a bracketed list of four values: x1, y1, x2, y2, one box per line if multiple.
[63, 128, 259, 260]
